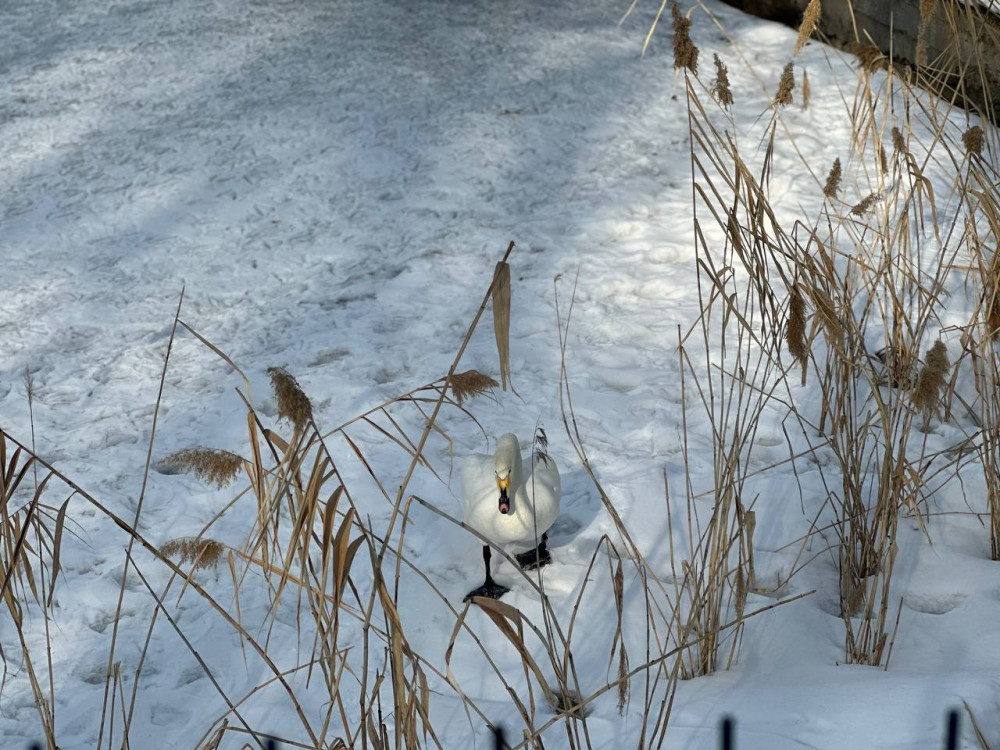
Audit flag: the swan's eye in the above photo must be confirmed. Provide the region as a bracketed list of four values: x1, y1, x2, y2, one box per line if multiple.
[496, 475, 510, 491]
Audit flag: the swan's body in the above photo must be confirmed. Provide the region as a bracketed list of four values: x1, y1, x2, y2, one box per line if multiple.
[460, 433, 560, 600]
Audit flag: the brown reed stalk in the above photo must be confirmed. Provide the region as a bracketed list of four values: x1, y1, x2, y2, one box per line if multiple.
[802, 69, 811, 109]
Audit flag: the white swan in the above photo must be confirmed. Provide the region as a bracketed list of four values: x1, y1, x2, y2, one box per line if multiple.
[459, 432, 560, 600]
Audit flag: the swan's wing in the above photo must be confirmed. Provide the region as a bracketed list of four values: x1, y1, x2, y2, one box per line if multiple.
[530, 452, 560, 498]
[524, 453, 561, 534]
[459, 452, 496, 523]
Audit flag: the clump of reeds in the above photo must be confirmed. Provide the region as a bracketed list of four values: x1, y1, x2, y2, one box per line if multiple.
[912, 341, 950, 424]
[267, 366, 313, 430]
[963, 126, 984, 157]
[794, 0, 821, 54]
[774, 62, 795, 106]
[672, 1, 699, 73]
[449, 370, 499, 404]
[712, 54, 733, 108]
[823, 158, 842, 198]
[163, 448, 243, 488]
[161, 537, 226, 569]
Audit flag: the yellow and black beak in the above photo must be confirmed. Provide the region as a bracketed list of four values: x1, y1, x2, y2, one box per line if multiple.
[496, 475, 510, 514]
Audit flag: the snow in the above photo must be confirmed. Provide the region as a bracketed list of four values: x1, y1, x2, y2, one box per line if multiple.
[1, 0, 998, 748]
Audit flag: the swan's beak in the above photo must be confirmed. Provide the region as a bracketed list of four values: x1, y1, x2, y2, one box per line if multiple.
[497, 475, 510, 514]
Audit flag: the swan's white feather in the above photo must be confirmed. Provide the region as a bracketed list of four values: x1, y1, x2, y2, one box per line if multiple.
[460, 433, 560, 550]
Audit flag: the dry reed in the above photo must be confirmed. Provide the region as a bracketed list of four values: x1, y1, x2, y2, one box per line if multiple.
[161, 537, 226, 569]
[853, 44, 883, 72]
[851, 192, 879, 216]
[672, 2, 699, 73]
[794, 0, 821, 54]
[267, 366, 313, 430]
[787, 285, 809, 364]
[712, 54, 733, 108]
[449, 369, 499, 404]
[164, 447, 243, 488]
[774, 62, 795, 106]
[963, 126, 984, 157]
[891, 126, 908, 154]
[912, 341, 950, 424]
[823, 158, 842, 198]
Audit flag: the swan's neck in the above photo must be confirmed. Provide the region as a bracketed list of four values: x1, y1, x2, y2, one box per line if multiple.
[495, 434, 523, 509]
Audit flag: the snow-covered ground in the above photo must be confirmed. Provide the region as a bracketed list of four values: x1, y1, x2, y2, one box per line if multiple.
[2, 0, 998, 748]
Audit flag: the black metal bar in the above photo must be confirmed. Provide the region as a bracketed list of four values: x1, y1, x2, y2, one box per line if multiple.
[945, 709, 960, 750]
[720, 715, 735, 750]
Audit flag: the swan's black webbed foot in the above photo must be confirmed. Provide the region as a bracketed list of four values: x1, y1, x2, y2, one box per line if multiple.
[464, 581, 511, 602]
[516, 533, 551, 571]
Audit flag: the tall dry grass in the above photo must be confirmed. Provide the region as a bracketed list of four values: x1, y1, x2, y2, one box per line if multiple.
[2, 1, 999, 746]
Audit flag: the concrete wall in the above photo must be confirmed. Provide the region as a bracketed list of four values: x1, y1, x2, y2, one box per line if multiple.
[725, 0, 1000, 121]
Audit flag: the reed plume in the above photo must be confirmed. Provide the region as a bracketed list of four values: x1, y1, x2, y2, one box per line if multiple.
[912, 341, 950, 421]
[164, 448, 243, 488]
[672, 2, 699, 73]
[712, 54, 733, 108]
[794, 0, 821, 54]
[449, 370, 499, 405]
[774, 62, 795, 106]
[963, 126, 984, 157]
[268, 366, 313, 430]
[823, 158, 842, 199]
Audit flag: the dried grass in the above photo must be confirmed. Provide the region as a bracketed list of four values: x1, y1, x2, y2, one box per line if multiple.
[794, 0, 821, 55]
[787, 285, 809, 364]
[161, 537, 226, 569]
[672, 2, 699, 73]
[963, 126, 984, 157]
[852, 44, 884, 73]
[851, 192, 879, 216]
[267, 366, 313, 430]
[449, 370, 499, 405]
[802, 69, 811, 109]
[712, 54, 733, 108]
[912, 341, 950, 421]
[491, 262, 512, 391]
[823, 158, 842, 199]
[774, 62, 795, 106]
[164, 448, 243, 488]
[892, 126, 908, 155]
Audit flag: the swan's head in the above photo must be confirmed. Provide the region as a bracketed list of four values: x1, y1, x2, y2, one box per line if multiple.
[495, 470, 511, 514]
[493, 434, 520, 515]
